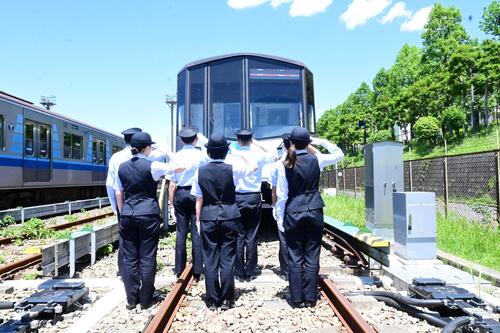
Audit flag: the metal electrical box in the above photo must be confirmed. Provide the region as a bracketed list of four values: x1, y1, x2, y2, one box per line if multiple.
[365, 142, 404, 241]
[393, 192, 436, 260]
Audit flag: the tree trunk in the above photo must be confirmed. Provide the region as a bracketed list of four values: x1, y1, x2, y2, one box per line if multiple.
[471, 81, 478, 130]
[485, 83, 490, 126]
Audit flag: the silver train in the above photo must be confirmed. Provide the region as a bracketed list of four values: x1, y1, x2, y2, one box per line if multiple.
[0, 91, 124, 210]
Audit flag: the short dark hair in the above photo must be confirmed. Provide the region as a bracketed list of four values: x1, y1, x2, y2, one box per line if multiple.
[292, 140, 308, 150]
[181, 136, 196, 145]
[207, 147, 229, 160]
[238, 138, 251, 146]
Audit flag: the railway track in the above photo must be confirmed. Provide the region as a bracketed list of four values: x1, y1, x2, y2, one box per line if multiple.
[0, 210, 114, 279]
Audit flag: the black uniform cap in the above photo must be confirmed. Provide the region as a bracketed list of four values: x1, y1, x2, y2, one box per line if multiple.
[205, 133, 230, 151]
[130, 132, 155, 149]
[121, 127, 142, 142]
[178, 126, 199, 141]
[235, 128, 254, 140]
[290, 127, 311, 144]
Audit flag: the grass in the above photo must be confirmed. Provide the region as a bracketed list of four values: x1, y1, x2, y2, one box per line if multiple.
[323, 193, 500, 272]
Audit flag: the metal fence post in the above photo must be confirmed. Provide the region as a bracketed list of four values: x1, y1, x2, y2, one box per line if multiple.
[68, 202, 72, 215]
[354, 167, 357, 198]
[342, 166, 346, 193]
[496, 150, 500, 224]
[21, 208, 24, 224]
[443, 156, 449, 218]
[409, 160, 413, 192]
[99, 198, 102, 210]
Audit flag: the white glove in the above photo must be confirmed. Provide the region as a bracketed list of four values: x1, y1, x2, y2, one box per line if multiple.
[197, 133, 208, 146]
[169, 206, 177, 225]
[277, 220, 284, 233]
[196, 221, 201, 235]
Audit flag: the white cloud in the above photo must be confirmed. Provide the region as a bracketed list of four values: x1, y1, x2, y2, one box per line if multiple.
[227, 0, 268, 9]
[340, 0, 392, 30]
[289, 0, 333, 17]
[227, 0, 333, 17]
[400, 5, 432, 31]
[381, 2, 411, 24]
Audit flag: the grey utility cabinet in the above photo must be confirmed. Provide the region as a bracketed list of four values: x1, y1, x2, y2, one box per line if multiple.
[393, 192, 436, 260]
[365, 141, 404, 241]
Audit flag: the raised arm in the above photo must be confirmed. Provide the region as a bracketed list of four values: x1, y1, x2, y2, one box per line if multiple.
[150, 161, 185, 181]
[310, 138, 344, 170]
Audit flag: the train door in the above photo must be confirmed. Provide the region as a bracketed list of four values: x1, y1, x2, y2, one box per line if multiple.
[92, 138, 106, 182]
[23, 120, 51, 183]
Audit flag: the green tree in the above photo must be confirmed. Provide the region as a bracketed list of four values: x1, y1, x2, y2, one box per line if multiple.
[441, 105, 466, 138]
[414, 116, 441, 144]
[479, 0, 500, 38]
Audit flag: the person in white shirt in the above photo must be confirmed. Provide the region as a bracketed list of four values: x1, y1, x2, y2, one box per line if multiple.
[168, 127, 209, 281]
[275, 127, 344, 308]
[228, 129, 274, 282]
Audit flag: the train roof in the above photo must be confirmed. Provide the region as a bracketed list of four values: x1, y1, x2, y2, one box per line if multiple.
[178, 53, 312, 75]
[0, 91, 122, 140]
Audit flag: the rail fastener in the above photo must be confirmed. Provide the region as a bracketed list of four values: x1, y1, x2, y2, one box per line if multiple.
[319, 276, 376, 333]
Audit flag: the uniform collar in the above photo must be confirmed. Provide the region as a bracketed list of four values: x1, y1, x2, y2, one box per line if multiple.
[296, 149, 307, 155]
[134, 153, 147, 159]
[182, 144, 196, 150]
[239, 145, 251, 151]
[210, 159, 225, 163]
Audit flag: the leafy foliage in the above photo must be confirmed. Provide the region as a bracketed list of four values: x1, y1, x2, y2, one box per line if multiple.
[318, 2, 500, 162]
[368, 129, 392, 143]
[0, 216, 15, 229]
[414, 116, 441, 143]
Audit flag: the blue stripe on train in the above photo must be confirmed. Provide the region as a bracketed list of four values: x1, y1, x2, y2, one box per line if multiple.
[0, 155, 107, 171]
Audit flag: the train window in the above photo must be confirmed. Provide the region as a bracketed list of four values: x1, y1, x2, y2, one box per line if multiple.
[189, 67, 205, 132]
[99, 141, 106, 164]
[0, 115, 4, 149]
[209, 60, 242, 138]
[72, 135, 82, 160]
[64, 133, 72, 158]
[92, 140, 98, 163]
[39, 125, 50, 158]
[112, 145, 121, 154]
[25, 122, 35, 156]
[248, 59, 303, 139]
[306, 71, 316, 133]
[64, 132, 83, 160]
[177, 71, 186, 130]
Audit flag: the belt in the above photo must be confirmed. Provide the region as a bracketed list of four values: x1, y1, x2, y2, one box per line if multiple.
[235, 191, 260, 195]
[177, 185, 192, 190]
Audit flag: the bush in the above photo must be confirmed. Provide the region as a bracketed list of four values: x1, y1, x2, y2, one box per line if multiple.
[368, 129, 392, 143]
[441, 105, 466, 137]
[0, 216, 15, 229]
[414, 116, 441, 143]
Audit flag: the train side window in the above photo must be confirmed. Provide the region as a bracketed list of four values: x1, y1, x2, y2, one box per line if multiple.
[0, 115, 4, 149]
[189, 67, 205, 132]
[39, 125, 50, 158]
[99, 141, 106, 164]
[72, 135, 82, 160]
[92, 139, 98, 163]
[25, 122, 35, 156]
[112, 145, 121, 154]
[177, 71, 186, 131]
[64, 133, 72, 158]
[306, 71, 316, 133]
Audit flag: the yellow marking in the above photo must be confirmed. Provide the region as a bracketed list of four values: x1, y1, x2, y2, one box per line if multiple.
[24, 247, 41, 254]
[356, 233, 390, 247]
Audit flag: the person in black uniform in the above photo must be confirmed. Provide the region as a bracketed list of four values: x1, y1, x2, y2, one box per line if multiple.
[115, 132, 184, 309]
[191, 133, 257, 310]
[275, 127, 344, 308]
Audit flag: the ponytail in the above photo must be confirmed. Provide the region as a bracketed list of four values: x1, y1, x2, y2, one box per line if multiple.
[131, 147, 139, 155]
[284, 145, 297, 168]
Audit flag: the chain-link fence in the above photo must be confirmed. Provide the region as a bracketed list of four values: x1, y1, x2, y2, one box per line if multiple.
[321, 150, 500, 225]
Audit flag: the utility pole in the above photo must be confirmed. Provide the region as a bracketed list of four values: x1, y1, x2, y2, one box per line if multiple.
[165, 95, 177, 152]
[40, 96, 56, 111]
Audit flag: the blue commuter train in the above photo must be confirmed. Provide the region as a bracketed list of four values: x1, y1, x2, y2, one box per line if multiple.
[0, 91, 124, 210]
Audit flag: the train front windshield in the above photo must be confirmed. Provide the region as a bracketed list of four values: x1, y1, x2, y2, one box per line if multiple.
[248, 59, 303, 139]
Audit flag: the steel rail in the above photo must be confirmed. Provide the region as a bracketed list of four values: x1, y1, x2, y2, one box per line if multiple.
[0, 212, 113, 245]
[319, 276, 376, 333]
[144, 263, 194, 333]
[323, 228, 369, 268]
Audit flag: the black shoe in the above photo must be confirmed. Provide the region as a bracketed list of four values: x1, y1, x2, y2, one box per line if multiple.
[193, 273, 201, 281]
[126, 303, 137, 310]
[176, 272, 181, 278]
[304, 300, 317, 308]
[292, 301, 305, 308]
[220, 300, 234, 311]
[206, 300, 217, 310]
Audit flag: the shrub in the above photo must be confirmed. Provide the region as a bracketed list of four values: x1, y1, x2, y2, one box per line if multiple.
[414, 116, 441, 143]
[0, 216, 15, 229]
[368, 129, 392, 143]
[441, 105, 466, 136]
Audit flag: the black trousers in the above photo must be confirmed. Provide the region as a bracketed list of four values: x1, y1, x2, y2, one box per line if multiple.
[277, 228, 290, 276]
[174, 187, 203, 275]
[234, 193, 261, 277]
[200, 218, 239, 304]
[284, 209, 324, 303]
[119, 214, 160, 306]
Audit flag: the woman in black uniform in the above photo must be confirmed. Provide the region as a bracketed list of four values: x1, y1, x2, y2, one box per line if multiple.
[115, 132, 184, 309]
[275, 127, 344, 308]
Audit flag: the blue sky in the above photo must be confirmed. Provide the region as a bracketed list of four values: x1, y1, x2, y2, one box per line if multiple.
[0, 0, 491, 147]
